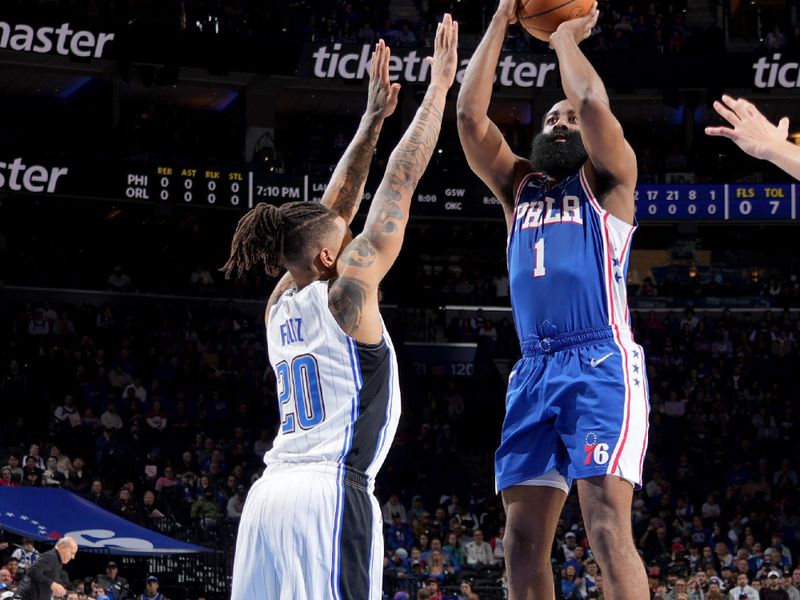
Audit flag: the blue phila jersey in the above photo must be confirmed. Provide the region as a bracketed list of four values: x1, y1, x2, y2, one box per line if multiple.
[507, 167, 636, 340]
[265, 280, 401, 480]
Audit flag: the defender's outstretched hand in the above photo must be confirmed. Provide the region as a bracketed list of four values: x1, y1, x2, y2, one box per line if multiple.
[705, 94, 790, 161]
[426, 13, 459, 88]
[367, 39, 401, 119]
[705, 94, 800, 180]
[550, 1, 599, 47]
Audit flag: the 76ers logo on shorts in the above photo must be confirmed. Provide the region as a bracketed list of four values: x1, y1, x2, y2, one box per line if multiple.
[584, 432, 610, 465]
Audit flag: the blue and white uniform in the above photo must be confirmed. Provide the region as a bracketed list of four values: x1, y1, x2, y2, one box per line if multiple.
[496, 166, 650, 493]
[231, 281, 401, 600]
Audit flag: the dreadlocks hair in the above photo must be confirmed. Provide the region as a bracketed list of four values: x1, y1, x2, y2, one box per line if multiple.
[220, 201, 339, 279]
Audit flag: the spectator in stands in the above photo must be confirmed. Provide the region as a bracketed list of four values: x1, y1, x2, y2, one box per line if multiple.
[49, 447, 72, 478]
[144, 399, 168, 441]
[51, 311, 75, 339]
[190, 265, 214, 289]
[716, 542, 734, 570]
[455, 504, 479, 535]
[41, 458, 65, 487]
[729, 573, 758, 600]
[762, 570, 790, 600]
[22, 445, 45, 471]
[383, 494, 407, 524]
[191, 488, 223, 531]
[108, 366, 133, 392]
[97, 562, 133, 600]
[765, 25, 787, 51]
[444, 531, 465, 569]
[142, 491, 165, 520]
[0, 466, 16, 487]
[386, 512, 414, 550]
[772, 460, 798, 487]
[706, 580, 724, 600]
[464, 529, 493, 566]
[96, 427, 122, 473]
[771, 533, 792, 567]
[422, 578, 443, 600]
[138, 575, 168, 600]
[3, 559, 20, 585]
[424, 549, 452, 584]
[27, 309, 49, 338]
[560, 564, 583, 599]
[115, 487, 141, 523]
[10, 540, 38, 574]
[561, 531, 584, 562]
[53, 396, 81, 433]
[154, 467, 177, 493]
[489, 525, 505, 564]
[107, 266, 132, 292]
[22, 458, 43, 486]
[584, 559, 601, 596]
[667, 578, 701, 600]
[101, 404, 123, 431]
[786, 570, 800, 600]
[0, 567, 12, 592]
[123, 378, 147, 405]
[86, 479, 111, 510]
[226, 485, 246, 518]
[4, 455, 22, 483]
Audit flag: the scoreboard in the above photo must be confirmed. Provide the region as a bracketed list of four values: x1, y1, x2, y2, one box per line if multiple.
[636, 183, 794, 221]
[123, 166, 248, 207]
[5, 159, 799, 222]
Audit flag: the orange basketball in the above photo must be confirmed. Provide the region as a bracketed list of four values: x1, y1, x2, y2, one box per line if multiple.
[516, 0, 594, 42]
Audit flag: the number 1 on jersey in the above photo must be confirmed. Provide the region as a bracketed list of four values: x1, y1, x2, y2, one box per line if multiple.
[533, 238, 546, 278]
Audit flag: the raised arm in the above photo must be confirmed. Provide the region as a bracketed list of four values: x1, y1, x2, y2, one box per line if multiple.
[260, 42, 401, 316]
[549, 3, 637, 224]
[320, 39, 401, 224]
[706, 95, 800, 180]
[456, 0, 528, 222]
[329, 14, 459, 343]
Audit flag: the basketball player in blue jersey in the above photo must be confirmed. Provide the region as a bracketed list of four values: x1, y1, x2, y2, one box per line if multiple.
[222, 17, 459, 600]
[457, 2, 648, 599]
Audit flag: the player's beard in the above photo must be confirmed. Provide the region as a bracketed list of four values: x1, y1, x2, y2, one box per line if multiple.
[528, 129, 589, 179]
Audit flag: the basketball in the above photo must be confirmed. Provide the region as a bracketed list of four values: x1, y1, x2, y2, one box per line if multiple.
[516, 0, 595, 41]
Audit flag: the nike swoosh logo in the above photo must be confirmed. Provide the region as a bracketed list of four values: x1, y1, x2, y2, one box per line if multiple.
[589, 352, 614, 368]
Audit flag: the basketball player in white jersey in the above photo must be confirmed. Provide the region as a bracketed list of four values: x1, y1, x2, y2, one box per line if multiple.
[223, 17, 458, 600]
[706, 94, 800, 180]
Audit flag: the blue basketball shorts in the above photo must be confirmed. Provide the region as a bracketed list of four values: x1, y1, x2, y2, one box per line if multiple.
[495, 326, 650, 493]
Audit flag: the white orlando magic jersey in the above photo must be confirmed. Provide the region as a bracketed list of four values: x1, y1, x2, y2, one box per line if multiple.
[264, 280, 401, 480]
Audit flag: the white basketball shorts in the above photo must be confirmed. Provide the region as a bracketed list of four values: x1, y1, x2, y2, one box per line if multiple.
[230, 462, 383, 600]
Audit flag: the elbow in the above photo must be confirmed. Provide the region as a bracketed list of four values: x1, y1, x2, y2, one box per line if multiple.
[456, 95, 481, 127]
[456, 107, 483, 138]
[456, 108, 475, 125]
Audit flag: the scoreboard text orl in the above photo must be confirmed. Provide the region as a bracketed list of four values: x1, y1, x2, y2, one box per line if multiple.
[6, 161, 796, 222]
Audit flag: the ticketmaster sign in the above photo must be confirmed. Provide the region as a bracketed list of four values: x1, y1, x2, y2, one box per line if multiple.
[753, 54, 800, 88]
[0, 21, 114, 58]
[304, 43, 558, 88]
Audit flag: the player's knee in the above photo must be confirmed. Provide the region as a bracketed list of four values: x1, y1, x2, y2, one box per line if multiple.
[586, 521, 627, 559]
[504, 522, 548, 558]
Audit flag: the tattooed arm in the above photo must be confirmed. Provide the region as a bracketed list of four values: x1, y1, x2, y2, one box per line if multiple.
[320, 40, 401, 225]
[264, 41, 401, 326]
[329, 14, 459, 344]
